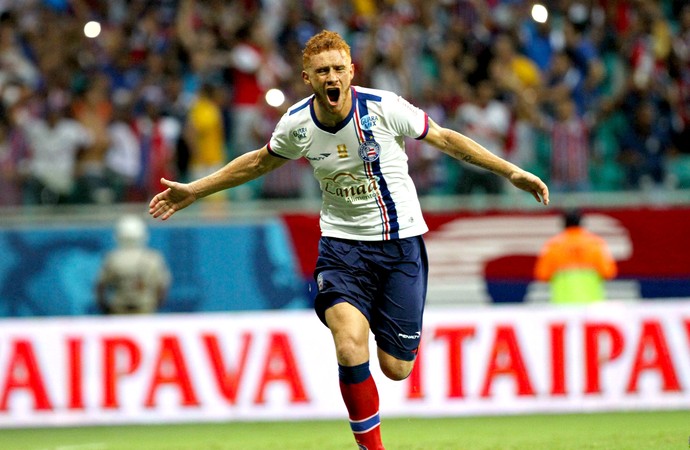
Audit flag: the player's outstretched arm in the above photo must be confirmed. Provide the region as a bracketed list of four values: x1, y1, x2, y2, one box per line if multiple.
[149, 146, 289, 220]
[423, 119, 549, 205]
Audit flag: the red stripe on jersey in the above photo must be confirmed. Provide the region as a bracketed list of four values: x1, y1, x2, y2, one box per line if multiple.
[354, 102, 391, 239]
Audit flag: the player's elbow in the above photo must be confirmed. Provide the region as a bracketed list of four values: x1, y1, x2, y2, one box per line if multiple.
[254, 147, 287, 175]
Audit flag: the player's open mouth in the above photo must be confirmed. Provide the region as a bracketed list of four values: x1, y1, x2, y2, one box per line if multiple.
[326, 87, 340, 105]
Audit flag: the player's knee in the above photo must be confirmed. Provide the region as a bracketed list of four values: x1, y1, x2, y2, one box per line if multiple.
[380, 359, 414, 381]
[333, 335, 368, 366]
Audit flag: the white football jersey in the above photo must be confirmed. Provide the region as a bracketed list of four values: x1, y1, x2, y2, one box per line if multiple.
[268, 86, 430, 241]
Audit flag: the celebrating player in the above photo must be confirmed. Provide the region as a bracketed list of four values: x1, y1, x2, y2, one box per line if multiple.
[149, 30, 549, 450]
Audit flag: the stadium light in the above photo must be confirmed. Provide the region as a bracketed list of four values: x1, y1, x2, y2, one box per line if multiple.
[531, 4, 548, 23]
[265, 88, 285, 108]
[84, 20, 101, 38]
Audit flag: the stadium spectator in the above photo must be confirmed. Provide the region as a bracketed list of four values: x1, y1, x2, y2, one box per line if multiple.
[72, 74, 113, 203]
[183, 82, 227, 183]
[519, 9, 554, 72]
[452, 78, 511, 195]
[543, 96, 592, 193]
[617, 100, 676, 189]
[490, 32, 543, 95]
[148, 29, 549, 450]
[542, 51, 584, 114]
[105, 93, 141, 203]
[0, 11, 40, 91]
[226, 23, 269, 200]
[0, 114, 21, 206]
[670, 5, 690, 162]
[131, 87, 181, 202]
[561, 18, 606, 116]
[18, 88, 93, 205]
[535, 209, 617, 304]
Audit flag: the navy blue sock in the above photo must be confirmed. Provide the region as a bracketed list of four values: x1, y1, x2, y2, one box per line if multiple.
[338, 361, 371, 384]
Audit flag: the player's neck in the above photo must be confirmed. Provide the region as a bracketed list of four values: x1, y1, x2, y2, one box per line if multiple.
[313, 91, 353, 127]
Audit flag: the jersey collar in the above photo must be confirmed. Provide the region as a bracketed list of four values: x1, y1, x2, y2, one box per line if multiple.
[309, 87, 356, 134]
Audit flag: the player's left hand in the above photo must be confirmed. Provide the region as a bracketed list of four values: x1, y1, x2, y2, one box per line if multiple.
[509, 170, 550, 205]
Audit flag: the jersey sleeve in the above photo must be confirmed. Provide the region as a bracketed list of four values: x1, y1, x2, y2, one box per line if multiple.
[385, 94, 429, 140]
[267, 112, 302, 160]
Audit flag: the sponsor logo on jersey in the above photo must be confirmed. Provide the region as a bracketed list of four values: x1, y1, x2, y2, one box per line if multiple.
[292, 127, 307, 140]
[305, 153, 330, 161]
[358, 140, 380, 162]
[322, 172, 380, 204]
[359, 114, 379, 131]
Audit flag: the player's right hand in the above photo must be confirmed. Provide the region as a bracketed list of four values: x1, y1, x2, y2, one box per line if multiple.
[148, 178, 198, 220]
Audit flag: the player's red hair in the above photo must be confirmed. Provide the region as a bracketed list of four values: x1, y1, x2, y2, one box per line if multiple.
[302, 30, 351, 69]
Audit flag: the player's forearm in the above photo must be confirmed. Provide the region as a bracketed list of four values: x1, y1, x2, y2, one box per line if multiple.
[441, 128, 519, 179]
[189, 149, 270, 198]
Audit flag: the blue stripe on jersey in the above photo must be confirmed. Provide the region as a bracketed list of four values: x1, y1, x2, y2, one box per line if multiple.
[355, 90, 382, 103]
[349, 413, 381, 434]
[289, 97, 312, 116]
[355, 91, 399, 240]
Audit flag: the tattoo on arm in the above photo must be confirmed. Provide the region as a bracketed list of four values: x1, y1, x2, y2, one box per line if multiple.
[429, 118, 498, 172]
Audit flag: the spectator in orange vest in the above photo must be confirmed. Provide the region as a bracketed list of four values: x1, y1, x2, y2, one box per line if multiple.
[535, 209, 617, 304]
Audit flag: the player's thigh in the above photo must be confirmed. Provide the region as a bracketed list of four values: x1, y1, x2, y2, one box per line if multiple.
[313, 237, 377, 326]
[324, 302, 371, 366]
[371, 236, 428, 363]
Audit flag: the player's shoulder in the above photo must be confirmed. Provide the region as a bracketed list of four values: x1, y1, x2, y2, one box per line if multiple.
[353, 86, 398, 103]
[354, 86, 421, 115]
[284, 95, 314, 118]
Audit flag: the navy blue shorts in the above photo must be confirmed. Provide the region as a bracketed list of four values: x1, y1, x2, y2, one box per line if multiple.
[313, 235, 428, 361]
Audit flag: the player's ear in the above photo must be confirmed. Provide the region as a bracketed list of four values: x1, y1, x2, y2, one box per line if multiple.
[302, 70, 311, 85]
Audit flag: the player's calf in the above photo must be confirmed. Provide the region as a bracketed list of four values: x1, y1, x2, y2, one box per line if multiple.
[339, 361, 385, 450]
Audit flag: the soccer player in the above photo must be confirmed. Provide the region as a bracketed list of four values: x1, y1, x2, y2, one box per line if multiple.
[149, 30, 549, 450]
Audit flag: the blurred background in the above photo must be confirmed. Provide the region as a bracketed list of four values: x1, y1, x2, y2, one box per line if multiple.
[0, 0, 689, 208]
[0, 0, 688, 315]
[0, 0, 689, 433]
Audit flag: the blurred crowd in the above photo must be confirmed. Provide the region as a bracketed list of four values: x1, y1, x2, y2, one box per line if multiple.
[0, 0, 689, 207]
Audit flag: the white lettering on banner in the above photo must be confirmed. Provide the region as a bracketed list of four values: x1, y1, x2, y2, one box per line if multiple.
[0, 302, 688, 427]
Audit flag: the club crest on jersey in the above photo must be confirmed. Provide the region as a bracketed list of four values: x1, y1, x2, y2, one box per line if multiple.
[359, 114, 379, 131]
[358, 140, 380, 162]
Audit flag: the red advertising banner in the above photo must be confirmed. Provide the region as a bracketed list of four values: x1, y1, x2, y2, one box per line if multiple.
[283, 206, 690, 304]
[0, 302, 688, 427]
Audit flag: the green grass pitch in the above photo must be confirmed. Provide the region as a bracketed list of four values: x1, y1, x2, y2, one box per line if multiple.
[1, 410, 687, 450]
